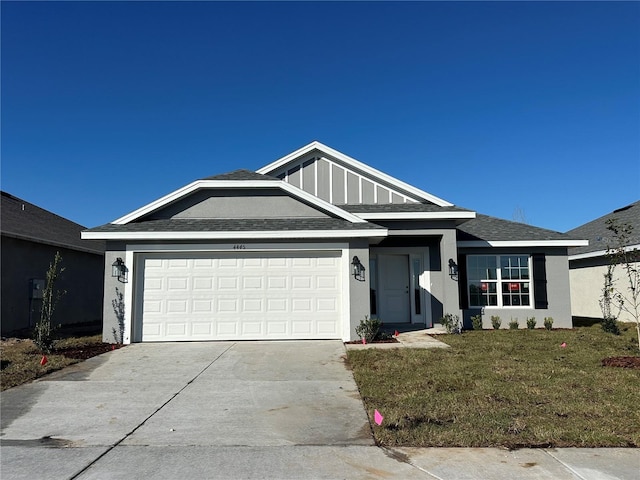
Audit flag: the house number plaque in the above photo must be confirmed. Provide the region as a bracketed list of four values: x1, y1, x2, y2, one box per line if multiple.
[233, 244, 246, 250]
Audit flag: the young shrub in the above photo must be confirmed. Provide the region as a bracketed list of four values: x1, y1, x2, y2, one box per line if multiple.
[355, 316, 381, 343]
[601, 316, 620, 335]
[471, 314, 483, 331]
[543, 317, 554, 330]
[509, 318, 519, 330]
[491, 315, 502, 330]
[34, 251, 66, 354]
[440, 313, 461, 334]
[526, 317, 536, 329]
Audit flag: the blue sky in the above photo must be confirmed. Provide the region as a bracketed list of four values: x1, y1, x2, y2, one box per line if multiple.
[2, 1, 638, 232]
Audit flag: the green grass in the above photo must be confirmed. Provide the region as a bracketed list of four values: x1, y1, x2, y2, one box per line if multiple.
[0, 335, 105, 391]
[347, 323, 640, 448]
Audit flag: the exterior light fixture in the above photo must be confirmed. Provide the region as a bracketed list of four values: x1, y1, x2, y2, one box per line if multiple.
[112, 257, 128, 283]
[448, 258, 458, 279]
[351, 256, 366, 281]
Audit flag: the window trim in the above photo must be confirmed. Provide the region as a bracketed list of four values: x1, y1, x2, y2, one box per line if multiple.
[466, 254, 534, 309]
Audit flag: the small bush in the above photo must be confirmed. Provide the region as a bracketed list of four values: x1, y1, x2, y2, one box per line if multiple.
[376, 331, 393, 341]
[440, 313, 461, 334]
[355, 316, 381, 343]
[471, 315, 483, 331]
[526, 317, 536, 329]
[601, 316, 620, 335]
[508, 318, 519, 330]
[491, 315, 501, 330]
[543, 317, 554, 330]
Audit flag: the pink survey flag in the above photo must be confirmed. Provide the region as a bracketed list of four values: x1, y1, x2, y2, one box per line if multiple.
[374, 409, 384, 426]
[394, 330, 399, 337]
[40, 355, 48, 366]
[362, 338, 366, 344]
[560, 342, 567, 348]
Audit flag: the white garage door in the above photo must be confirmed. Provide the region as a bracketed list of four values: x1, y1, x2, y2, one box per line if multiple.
[138, 251, 343, 341]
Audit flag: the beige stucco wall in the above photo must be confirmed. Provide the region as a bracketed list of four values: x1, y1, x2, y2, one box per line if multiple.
[570, 259, 639, 322]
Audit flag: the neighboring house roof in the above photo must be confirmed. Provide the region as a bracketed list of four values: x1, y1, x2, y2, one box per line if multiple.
[1, 191, 105, 255]
[257, 141, 455, 207]
[457, 214, 588, 247]
[83, 218, 387, 240]
[567, 200, 640, 259]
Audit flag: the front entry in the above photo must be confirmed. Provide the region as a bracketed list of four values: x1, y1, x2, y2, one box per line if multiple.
[378, 254, 411, 323]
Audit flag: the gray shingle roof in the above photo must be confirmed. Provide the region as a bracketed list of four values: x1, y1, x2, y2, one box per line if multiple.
[457, 214, 581, 243]
[340, 204, 473, 213]
[1, 191, 105, 254]
[202, 170, 279, 181]
[85, 218, 385, 234]
[567, 200, 640, 256]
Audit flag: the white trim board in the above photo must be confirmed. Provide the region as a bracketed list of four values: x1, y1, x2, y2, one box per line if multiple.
[257, 141, 454, 207]
[568, 244, 640, 261]
[354, 211, 476, 220]
[111, 180, 367, 225]
[82, 229, 389, 241]
[458, 240, 589, 248]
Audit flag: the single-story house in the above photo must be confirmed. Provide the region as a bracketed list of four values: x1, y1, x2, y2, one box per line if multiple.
[567, 200, 640, 323]
[1, 191, 105, 335]
[82, 142, 587, 343]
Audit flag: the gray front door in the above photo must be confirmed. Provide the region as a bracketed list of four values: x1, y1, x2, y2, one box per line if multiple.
[378, 254, 410, 323]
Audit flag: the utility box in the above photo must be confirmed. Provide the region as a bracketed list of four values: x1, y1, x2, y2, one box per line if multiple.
[29, 279, 45, 300]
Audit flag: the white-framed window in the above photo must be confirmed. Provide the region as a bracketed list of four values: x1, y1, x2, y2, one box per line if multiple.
[467, 255, 532, 308]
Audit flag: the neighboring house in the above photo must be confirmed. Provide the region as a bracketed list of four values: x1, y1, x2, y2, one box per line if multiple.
[567, 201, 640, 323]
[82, 142, 587, 343]
[1, 192, 105, 335]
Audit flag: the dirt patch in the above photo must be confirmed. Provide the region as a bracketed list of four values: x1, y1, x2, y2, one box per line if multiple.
[601, 356, 640, 369]
[0, 338, 31, 347]
[55, 344, 123, 360]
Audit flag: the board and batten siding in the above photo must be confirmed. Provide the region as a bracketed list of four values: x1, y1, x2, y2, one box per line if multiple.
[274, 154, 420, 205]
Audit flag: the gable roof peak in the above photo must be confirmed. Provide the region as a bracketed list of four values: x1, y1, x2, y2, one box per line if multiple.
[257, 142, 454, 207]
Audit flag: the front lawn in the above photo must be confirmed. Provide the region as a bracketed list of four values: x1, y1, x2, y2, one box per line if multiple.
[0, 335, 117, 391]
[347, 323, 640, 448]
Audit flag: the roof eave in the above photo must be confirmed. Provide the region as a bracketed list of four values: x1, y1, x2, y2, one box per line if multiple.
[568, 243, 640, 261]
[111, 179, 368, 225]
[458, 240, 589, 248]
[354, 211, 476, 221]
[3, 231, 105, 255]
[81, 229, 389, 241]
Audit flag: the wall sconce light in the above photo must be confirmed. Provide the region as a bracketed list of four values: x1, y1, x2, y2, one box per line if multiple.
[112, 257, 128, 283]
[448, 258, 458, 280]
[351, 256, 366, 281]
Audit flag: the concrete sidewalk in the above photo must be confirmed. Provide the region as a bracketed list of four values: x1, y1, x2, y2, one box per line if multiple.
[1, 341, 638, 479]
[345, 327, 450, 350]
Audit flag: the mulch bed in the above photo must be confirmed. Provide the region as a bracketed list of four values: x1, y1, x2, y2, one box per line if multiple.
[345, 338, 399, 344]
[601, 356, 640, 369]
[55, 344, 123, 360]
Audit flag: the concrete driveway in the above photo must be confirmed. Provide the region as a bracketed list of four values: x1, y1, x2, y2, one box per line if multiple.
[1, 341, 422, 479]
[2, 341, 638, 480]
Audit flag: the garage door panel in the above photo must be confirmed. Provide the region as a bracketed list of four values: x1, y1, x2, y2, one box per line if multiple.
[317, 276, 337, 289]
[267, 298, 287, 312]
[216, 322, 238, 335]
[292, 276, 312, 289]
[266, 322, 287, 335]
[243, 277, 263, 289]
[267, 277, 287, 289]
[139, 251, 343, 341]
